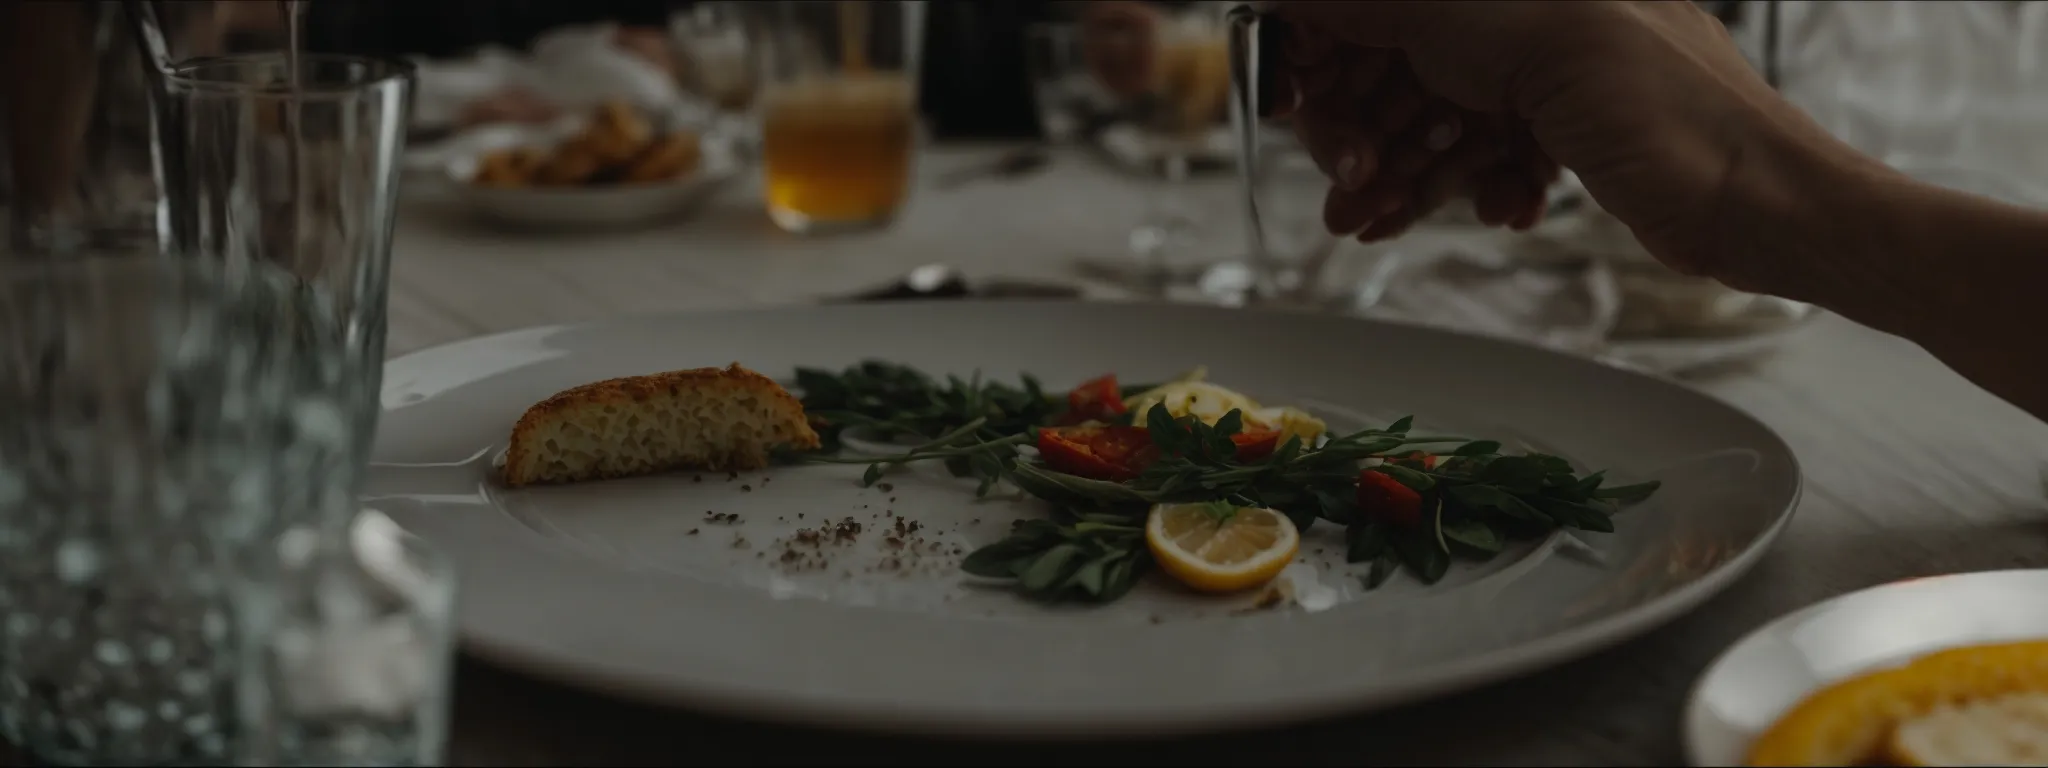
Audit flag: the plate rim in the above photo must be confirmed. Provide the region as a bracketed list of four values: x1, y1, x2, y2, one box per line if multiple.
[381, 299, 1806, 737]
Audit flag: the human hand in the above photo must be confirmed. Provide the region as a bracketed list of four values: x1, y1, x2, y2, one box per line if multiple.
[1272, 0, 1837, 285]
[1274, 39, 1557, 243]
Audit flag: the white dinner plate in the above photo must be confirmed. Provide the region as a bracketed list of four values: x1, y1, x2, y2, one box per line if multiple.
[366, 300, 1802, 738]
[437, 140, 741, 231]
[1684, 568, 2048, 766]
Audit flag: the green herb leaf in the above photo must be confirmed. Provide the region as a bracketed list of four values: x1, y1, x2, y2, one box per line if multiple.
[1390, 527, 1451, 585]
[1198, 500, 1237, 522]
[1069, 557, 1109, 595]
[1535, 498, 1617, 533]
[1384, 416, 1414, 434]
[1145, 403, 1182, 446]
[1440, 519, 1505, 554]
[1476, 455, 1551, 491]
[1270, 435, 1305, 466]
[1212, 409, 1244, 439]
[961, 542, 1033, 578]
[1345, 521, 1387, 563]
[1018, 543, 1087, 592]
[1008, 463, 1152, 507]
[1452, 440, 1502, 456]
[1311, 486, 1360, 525]
[1444, 483, 1545, 521]
[1375, 462, 1436, 491]
[1592, 480, 1661, 504]
[1365, 552, 1400, 589]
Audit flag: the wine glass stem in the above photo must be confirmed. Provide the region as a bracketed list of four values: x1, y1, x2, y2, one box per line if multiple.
[1130, 152, 1196, 291]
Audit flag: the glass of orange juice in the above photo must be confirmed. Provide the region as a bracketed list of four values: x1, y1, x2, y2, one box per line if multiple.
[752, 0, 924, 234]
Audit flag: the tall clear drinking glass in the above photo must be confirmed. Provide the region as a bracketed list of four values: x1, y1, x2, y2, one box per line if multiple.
[752, 0, 925, 234]
[233, 509, 458, 767]
[1, 1, 168, 252]
[0, 251, 369, 766]
[154, 52, 411, 527]
[149, 52, 457, 766]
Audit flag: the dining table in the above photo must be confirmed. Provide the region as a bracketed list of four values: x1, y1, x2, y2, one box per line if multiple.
[7, 141, 2048, 767]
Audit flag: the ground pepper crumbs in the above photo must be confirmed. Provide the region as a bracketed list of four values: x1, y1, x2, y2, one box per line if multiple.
[765, 515, 960, 578]
[687, 528, 699, 535]
[727, 471, 740, 481]
[877, 483, 894, 492]
[740, 484, 753, 492]
[771, 518, 864, 574]
[702, 511, 740, 524]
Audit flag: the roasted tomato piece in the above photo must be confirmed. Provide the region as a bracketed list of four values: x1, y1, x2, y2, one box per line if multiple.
[1037, 425, 1156, 481]
[1063, 374, 1129, 424]
[1230, 429, 1282, 462]
[1356, 468, 1424, 527]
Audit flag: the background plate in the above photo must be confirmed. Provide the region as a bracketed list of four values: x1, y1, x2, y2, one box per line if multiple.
[1684, 568, 2048, 766]
[366, 301, 1802, 738]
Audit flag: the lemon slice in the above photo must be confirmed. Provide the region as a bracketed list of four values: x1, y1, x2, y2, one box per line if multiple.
[1747, 640, 2048, 766]
[1887, 691, 2048, 766]
[1145, 502, 1299, 593]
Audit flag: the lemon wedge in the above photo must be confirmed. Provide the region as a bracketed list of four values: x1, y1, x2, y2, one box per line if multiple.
[1747, 639, 2048, 766]
[1145, 502, 1299, 593]
[1124, 381, 1262, 427]
[1887, 691, 2048, 766]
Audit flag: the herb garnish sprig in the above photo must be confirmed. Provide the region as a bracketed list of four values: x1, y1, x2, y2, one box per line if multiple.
[795, 361, 1060, 450]
[798, 370, 1662, 604]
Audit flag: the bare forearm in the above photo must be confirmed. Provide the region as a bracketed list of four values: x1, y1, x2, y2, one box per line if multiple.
[1743, 131, 2048, 420]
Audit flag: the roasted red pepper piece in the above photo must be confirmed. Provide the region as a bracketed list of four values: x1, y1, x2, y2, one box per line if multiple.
[1036, 425, 1157, 481]
[1062, 374, 1129, 424]
[1230, 430, 1282, 462]
[1356, 468, 1424, 527]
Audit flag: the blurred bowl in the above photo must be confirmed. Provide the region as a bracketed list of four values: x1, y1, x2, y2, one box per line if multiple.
[439, 135, 741, 231]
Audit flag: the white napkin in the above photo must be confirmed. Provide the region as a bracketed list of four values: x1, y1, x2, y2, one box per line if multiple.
[411, 23, 686, 133]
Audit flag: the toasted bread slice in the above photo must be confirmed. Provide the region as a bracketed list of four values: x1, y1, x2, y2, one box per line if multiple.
[502, 363, 820, 487]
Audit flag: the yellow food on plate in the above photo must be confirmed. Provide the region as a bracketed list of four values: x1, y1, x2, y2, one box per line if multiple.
[1746, 639, 2048, 766]
[1145, 502, 1298, 593]
[1124, 372, 1328, 445]
[501, 363, 820, 487]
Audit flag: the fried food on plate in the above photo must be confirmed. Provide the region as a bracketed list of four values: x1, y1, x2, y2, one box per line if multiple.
[621, 132, 704, 184]
[501, 363, 821, 488]
[469, 99, 703, 189]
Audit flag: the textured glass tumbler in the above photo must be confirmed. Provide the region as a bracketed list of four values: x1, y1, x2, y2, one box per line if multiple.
[235, 510, 457, 767]
[154, 52, 412, 515]
[0, 251, 366, 766]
